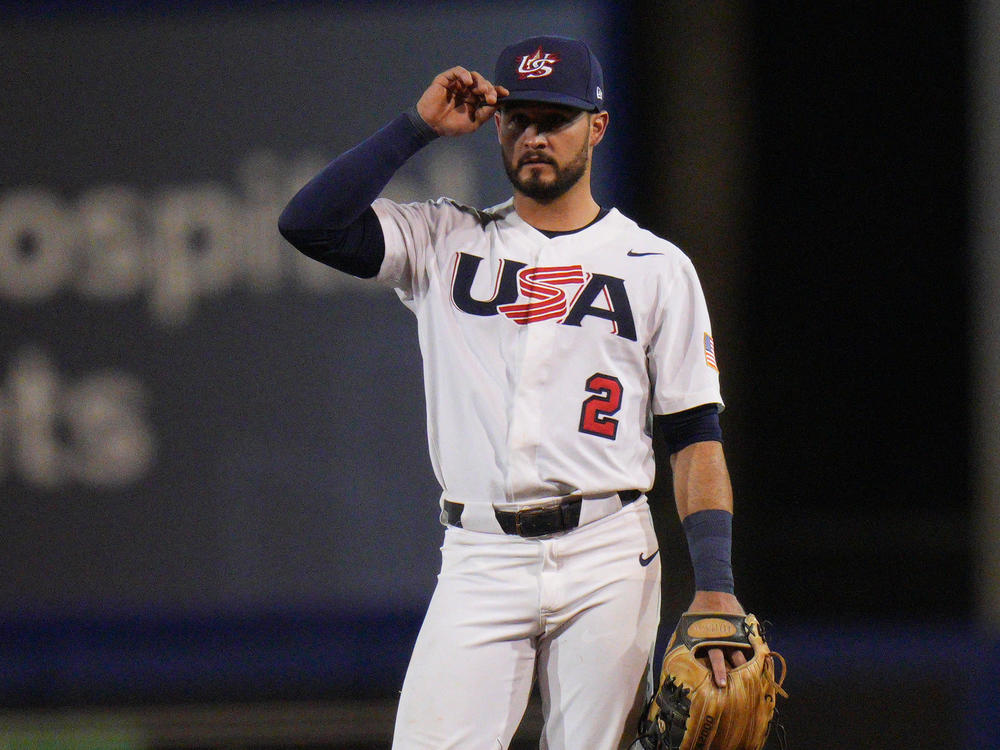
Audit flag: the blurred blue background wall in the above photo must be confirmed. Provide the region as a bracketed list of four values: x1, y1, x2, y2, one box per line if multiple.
[1, 1, 997, 748]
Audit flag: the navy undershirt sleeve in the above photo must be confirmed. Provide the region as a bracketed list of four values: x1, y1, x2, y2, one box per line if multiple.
[277, 108, 438, 278]
[656, 403, 723, 455]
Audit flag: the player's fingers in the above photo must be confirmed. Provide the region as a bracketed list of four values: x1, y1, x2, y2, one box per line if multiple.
[707, 647, 728, 688]
[730, 648, 748, 668]
[472, 104, 499, 127]
[468, 70, 499, 105]
[441, 66, 473, 85]
[435, 67, 474, 98]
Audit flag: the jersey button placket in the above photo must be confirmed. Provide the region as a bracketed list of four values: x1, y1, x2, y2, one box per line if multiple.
[506, 242, 553, 499]
[521, 325, 553, 478]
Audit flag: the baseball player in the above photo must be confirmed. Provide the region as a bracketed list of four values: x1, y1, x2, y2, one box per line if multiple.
[279, 36, 745, 750]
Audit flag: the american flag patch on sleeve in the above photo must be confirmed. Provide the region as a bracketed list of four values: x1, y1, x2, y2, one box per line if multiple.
[704, 332, 718, 371]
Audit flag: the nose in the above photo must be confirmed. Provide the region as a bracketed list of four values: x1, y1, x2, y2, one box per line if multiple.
[522, 125, 548, 148]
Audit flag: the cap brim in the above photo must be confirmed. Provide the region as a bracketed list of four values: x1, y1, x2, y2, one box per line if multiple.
[499, 90, 600, 111]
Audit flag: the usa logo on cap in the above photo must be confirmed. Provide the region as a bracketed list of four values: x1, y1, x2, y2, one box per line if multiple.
[516, 48, 560, 79]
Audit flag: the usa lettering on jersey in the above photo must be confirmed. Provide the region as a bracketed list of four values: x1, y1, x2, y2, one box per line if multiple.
[450, 251, 637, 341]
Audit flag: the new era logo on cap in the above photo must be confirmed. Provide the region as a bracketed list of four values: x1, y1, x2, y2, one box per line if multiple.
[495, 35, 605, 111]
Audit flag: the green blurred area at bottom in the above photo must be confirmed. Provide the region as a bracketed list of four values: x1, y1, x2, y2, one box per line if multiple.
[1, 729, 143, 750]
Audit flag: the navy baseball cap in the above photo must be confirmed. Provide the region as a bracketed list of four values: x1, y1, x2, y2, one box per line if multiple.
[494, 36, 605, 112]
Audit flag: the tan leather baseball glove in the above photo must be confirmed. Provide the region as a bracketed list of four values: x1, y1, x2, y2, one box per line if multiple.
[636, 613, 788, 750]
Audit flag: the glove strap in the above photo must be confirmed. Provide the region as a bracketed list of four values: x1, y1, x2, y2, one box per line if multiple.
[672, 612, 754, 652]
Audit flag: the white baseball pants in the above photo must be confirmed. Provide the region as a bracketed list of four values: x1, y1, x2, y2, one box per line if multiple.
[391, 498, 661, 750]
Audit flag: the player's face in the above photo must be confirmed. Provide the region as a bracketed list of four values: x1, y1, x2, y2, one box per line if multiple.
[496, 103, 594, 203]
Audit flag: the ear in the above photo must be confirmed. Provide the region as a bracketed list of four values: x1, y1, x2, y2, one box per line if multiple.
[589, 110, 609, 147]
[494, 111, 503, 142]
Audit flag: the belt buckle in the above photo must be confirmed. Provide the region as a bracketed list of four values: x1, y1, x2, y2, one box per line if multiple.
[514, 504, 559, 537]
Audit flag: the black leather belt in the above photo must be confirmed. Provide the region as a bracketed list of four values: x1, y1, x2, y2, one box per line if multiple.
[444, 490, 641, 537]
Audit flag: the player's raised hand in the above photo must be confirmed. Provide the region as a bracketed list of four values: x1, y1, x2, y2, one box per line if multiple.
[416, 67, 509, 137]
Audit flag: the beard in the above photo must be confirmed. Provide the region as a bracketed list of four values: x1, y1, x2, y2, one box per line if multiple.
[502, 140, 590, 203]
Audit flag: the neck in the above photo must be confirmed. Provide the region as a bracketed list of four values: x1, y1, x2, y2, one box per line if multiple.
[513, 179, 601, 233]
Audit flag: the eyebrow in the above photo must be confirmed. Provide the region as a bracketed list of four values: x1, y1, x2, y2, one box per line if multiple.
[501, 104, 583, 116]
[502, 108, 587, 125]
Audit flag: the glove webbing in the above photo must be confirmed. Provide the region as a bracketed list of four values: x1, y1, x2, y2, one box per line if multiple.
[655, 677, 692, 750]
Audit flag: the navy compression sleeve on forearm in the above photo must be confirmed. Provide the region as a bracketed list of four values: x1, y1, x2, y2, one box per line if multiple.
[656, 404, 722, 455]
[277, 108, 438, 278]
[682, 509, 735, 593]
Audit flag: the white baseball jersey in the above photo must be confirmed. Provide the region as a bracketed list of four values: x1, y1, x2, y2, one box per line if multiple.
[372, 197, 722, 528]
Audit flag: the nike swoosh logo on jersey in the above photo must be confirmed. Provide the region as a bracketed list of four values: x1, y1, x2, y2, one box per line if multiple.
[627, 250, 664, 257]
[639, 549, 659, 566]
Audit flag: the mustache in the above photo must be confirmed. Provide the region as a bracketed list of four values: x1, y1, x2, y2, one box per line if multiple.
[518, 154, 556, 168]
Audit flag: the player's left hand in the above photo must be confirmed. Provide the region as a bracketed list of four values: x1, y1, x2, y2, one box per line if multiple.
[686, 590, 748, 688]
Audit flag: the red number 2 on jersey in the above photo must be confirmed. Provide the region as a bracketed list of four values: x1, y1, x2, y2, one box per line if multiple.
[579, 373, 623, 440]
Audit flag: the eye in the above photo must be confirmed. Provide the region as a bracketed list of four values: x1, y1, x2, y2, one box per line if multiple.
[542, 114, 573, 131]
[503, 109, 580, 134]
[508, 113, 531, 130]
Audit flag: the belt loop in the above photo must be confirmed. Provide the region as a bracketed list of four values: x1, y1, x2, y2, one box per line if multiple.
[560, 495, 583, 528]
[619, 489, 641, 505]
[443, 499, 463, 528]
